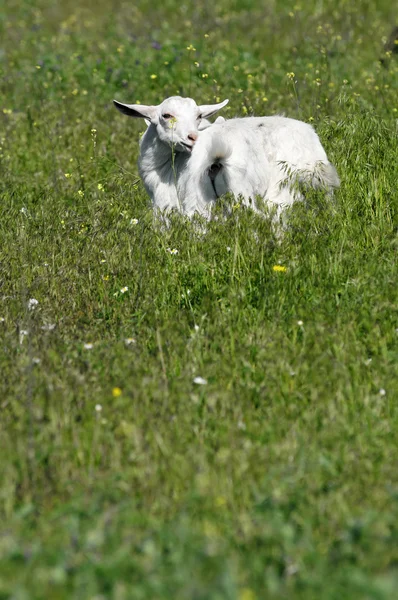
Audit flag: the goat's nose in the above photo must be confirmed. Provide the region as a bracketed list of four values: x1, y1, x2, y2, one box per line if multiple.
[187, 132, 198, 143]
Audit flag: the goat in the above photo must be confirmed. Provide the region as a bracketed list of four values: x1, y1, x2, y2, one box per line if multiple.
[113, 95, 229, 211]
[179, 115, 340, 217]
[114, 95, 339, 219]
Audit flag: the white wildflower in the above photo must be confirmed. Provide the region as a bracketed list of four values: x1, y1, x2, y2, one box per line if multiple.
[120, 286, 128, 293]
[193, 376, 207, 385]
[124, 337, 136, 346]
[167, 248, 179, 255]
[286, 564, 299, 577]
[19, 329, 29, 344]
[297, 320, 304, 326]
[28, 298, 39, 311]
[379, 388, 386, 396]
[83, 342, 93, 350]
[95, 404, 103, 412]
[41, 323, 56, 331]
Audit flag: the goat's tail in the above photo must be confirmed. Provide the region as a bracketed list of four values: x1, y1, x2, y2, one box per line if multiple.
[181, 133, 233, 215]
[193, 134, 232, 174]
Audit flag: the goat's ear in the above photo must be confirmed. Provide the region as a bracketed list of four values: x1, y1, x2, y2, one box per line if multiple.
[198, 99, 229, 119]
[113, 100, 158, 122]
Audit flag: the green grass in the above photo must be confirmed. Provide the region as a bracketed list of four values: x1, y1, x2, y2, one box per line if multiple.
[1, 1, 398, 598]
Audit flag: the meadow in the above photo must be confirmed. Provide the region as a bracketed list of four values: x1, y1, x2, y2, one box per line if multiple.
[0, 0, 397, 598]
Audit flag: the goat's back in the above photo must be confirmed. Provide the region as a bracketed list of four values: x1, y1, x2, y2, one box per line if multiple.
[199, 116, 329, 165]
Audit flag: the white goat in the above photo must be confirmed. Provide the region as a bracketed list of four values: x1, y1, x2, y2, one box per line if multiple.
[180, 115, 340, 217]
[113, 96, 229, 212]
[114, 95, 339, 218]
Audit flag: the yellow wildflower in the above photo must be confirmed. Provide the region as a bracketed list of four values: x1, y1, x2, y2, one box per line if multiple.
[239, 589, 256, 600]
[215, 496, 227, 507]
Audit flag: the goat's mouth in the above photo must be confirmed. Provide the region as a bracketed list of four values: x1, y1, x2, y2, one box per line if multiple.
[180, 142, 194, 152]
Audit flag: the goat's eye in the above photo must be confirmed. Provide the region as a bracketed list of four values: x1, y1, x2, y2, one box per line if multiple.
[162, 113, 172, 119]
[197, 114, 202, 120]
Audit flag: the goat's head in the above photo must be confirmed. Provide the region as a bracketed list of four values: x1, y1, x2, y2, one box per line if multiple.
[113, 95, 229, 153]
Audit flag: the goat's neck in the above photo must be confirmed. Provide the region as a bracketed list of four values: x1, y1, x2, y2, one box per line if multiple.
[141, 124, 182, 171]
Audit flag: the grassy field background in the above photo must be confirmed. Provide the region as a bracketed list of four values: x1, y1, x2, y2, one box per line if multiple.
[1, 1, 398, 598]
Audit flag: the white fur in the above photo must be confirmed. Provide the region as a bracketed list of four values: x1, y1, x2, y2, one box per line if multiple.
[114, 95, 339, 218]
[113, 96, 229, 211]
[180, 116, 339, 217]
